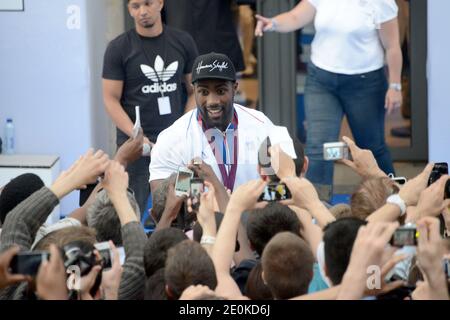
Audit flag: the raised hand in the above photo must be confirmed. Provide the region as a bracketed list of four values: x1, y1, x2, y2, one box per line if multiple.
[415, 175, 450, 219]
[399, 163, 434, 207]
[341, 136, 386, 179]
[338, 221, 399, 299]
[100, 241, 123, 300]
[36, 245, 68, 300]
[102, 160, 129, 201]
[255, 14, 275, 37]
[0, 246, 31, 289]
[197, 182, 217, 237]
[415, 217, 449, 300]
[227, 179, 268, 214]
[115, 128, 144, 166]
[269, 144, 296, 180]
[51, 149, 110, 199]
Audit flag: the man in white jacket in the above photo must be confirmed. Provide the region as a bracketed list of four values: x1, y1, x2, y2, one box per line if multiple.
[150, 52, 276, 194]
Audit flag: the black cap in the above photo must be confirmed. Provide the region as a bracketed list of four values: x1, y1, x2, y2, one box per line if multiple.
[191, 52, 236, 84]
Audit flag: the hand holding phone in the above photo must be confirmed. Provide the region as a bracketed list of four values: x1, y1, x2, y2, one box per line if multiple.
[258, 182, 292, 202]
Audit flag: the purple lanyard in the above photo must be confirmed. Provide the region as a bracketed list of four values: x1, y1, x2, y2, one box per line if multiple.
[198, 112, 239, 192]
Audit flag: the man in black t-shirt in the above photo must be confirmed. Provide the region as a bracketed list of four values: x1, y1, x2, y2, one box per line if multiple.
[102, 0, 199, 215]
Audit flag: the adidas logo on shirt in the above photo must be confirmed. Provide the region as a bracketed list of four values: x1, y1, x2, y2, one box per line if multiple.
[140, 55, 178, 94]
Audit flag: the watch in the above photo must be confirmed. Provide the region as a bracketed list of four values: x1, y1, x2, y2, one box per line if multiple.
[389, 83, 402, 92]
[386, 194, 407, 216]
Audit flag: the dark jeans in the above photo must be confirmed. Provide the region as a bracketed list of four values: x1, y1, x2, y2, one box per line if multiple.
[304, 63, 395, 201]
[123, 153, 150, 216]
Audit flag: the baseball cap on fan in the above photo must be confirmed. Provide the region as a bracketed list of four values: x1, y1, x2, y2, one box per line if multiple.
[191, 52, 236, 83]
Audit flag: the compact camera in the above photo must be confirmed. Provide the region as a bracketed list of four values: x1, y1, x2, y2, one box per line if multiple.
[390, 226, 419, 247]
[323, 142, 349, 161]
[9, 251, 50, 276]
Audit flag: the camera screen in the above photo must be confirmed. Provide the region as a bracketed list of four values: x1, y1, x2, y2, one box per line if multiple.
[190, 181, 204, 198]
[391, 229, 417, 247]
[176, 171, 192, 193]
[98, 249, 112, 269]
[326, 147, 342, 160]
[259, 183, 291, 202]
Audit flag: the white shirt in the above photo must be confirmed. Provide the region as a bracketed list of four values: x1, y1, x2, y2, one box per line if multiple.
[308, 0, 398, 75]
[149, 104, 275, 190]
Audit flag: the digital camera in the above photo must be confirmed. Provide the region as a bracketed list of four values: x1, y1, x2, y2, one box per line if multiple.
[323, 142, 349, 161]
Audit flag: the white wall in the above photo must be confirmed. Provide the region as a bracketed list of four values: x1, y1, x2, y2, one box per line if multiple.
[428, 0, 450, 163]
[0, 0, 123, 215]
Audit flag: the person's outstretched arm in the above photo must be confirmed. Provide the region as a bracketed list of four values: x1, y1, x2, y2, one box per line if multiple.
[102, 160, 147, 300]
[255, 0, 316, 36]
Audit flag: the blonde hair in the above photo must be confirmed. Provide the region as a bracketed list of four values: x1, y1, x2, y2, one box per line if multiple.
[351, 178, 399, 221]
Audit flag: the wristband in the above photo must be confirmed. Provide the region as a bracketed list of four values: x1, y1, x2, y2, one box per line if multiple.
[200, 235, 216, 246]
[386, 194, 407, 216]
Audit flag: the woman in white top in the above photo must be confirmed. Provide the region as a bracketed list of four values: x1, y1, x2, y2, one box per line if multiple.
[256, 0, 402, 200]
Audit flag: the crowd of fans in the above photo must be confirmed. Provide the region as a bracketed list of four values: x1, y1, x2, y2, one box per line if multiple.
[0, 131, 449, 300]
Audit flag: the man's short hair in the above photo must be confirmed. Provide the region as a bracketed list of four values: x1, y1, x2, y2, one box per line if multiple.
[323, 217, 367, 285]
[86, 189, 140, 246]
[151, 174, 176, 223]
[144, 268, 167, 300]
[165, 240, 217, 300]
[262, 232, 314, 299]
[33, 226, 97, 251]
[0, 173, 44, 225]
[245, 261, 273, 300]
[246, 203, 303, 256]
[144, 227, 188, 277]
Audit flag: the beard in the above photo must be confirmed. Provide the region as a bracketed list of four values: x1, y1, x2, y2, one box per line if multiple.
[201, 103, 234, 132]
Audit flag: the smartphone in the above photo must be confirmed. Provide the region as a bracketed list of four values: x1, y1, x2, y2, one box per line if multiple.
[258, 183, 292, 202]
[390, 226, 418, 247]
[9, 251, 50, 276]
[190, 178, 204, 211]
[323, 142, 349, 161]
[175, 167, 194, 197]
[94, 242, 112, 270]
[428, 162, 448, 186]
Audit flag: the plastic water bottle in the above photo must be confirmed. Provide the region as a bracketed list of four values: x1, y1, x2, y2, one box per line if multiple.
[5, 118, 15, 154]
